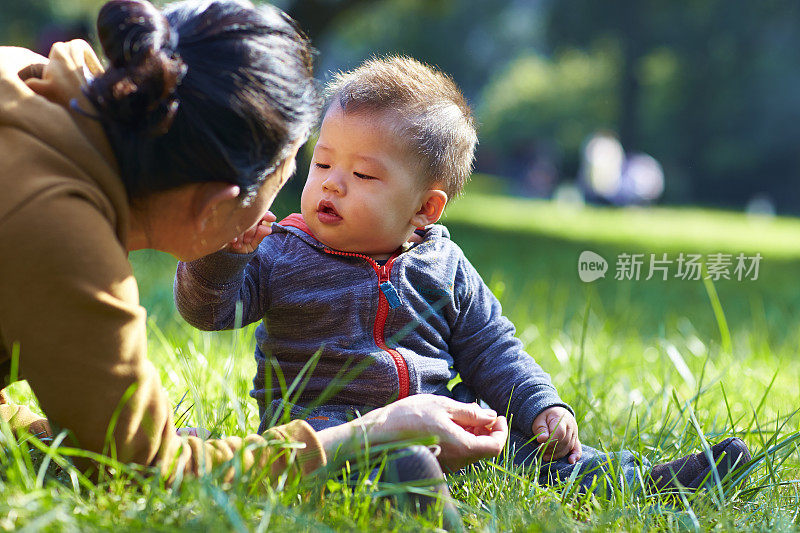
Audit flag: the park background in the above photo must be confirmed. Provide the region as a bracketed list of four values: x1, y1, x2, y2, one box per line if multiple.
[2, 0, 800, 530]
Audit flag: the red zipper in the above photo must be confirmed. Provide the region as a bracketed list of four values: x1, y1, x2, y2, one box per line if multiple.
[323, 248, 410, 399]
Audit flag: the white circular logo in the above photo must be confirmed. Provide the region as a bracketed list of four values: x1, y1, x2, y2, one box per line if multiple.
[578, 251, 608, 282]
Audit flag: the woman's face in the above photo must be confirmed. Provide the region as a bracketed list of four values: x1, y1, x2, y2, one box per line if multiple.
[185, 144, 301, 260]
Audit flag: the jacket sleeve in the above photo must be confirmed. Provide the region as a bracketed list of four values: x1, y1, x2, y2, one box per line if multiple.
[448, 253, 573, 436]
[174, 235, 283, 331]
[0, 193, 325, 481]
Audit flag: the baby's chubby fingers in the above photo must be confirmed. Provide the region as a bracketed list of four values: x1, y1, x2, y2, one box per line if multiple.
[240, 227, 259, 246]
[547, 413, 569, 443]
[254, 217, 275, 239]
[532, 406, 578, 461]
[554, 415, 581, 463]
[532, 417, 551, 444]
[243, 212, 276, 242]
[567, 436, 582, 464]
[260, 210, 277, 226]
[246, 212, 277, 244]
[227, 211, 277, 253]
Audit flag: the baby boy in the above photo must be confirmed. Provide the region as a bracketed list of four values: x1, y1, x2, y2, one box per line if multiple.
[175, 57, 749, 490]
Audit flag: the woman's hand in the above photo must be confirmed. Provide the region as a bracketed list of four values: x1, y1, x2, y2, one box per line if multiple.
[227, 211, 277, 254]
[176, 427, 211, 439]
[316, 394, 508, 471]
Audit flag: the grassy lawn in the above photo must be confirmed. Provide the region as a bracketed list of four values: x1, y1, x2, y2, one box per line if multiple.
[2, 186, 799, 531]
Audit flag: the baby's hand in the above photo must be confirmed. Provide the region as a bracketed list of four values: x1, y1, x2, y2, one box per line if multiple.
[531, 406, 581, 464]
[227, 211, 277, 254]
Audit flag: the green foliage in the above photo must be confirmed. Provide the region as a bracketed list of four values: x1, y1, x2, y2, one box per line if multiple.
[0, 0, 102, 48]
[478, 45, 619, 161]
[3, 191, 800, 529]
[545, 0, 800, 207]
[315, 0, 532, 97]
[8, 0, 800, 207]
[315, 0, 800, 208]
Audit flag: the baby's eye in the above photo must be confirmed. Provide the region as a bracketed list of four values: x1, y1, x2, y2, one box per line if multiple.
[354, 171, 378, 180]
[315, 162, 330, 169]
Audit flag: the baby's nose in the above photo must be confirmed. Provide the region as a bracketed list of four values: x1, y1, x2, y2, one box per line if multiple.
[322, 173, 345, 194]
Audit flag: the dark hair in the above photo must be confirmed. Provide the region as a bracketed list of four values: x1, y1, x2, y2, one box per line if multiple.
[85, 0, 320, 201]
[326, 56, 477, 199]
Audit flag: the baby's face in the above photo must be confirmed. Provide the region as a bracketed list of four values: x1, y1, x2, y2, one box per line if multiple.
[301, 104, 428, 259]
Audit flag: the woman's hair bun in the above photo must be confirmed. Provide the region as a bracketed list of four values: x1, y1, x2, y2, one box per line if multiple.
[97, 0, 175, 68]
[87, 0, 319, 201]
[89, 0, 186, 136]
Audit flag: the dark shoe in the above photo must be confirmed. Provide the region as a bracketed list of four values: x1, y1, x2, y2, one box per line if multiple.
[649, 437, 751, 491]
[382, 445, 462, 530]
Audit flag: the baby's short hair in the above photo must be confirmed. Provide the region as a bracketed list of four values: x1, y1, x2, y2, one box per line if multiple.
[325, 56, 477, 199]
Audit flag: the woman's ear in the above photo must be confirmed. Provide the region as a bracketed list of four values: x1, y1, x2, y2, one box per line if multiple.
[411, 189, 448, 228]
[192, 183, 241, 232]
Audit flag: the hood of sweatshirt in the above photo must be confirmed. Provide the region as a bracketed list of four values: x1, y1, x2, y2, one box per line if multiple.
[0, 40, 126, 241]
[275, 212, 452, 253]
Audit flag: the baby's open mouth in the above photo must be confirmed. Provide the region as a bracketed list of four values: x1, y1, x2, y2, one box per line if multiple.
[317, 200, 341, 220]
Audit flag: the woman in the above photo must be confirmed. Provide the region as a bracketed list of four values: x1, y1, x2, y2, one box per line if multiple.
[0, 0, 507, 482]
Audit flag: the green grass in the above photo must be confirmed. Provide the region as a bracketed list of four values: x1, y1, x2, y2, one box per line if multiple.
[3, 187, 800, 531]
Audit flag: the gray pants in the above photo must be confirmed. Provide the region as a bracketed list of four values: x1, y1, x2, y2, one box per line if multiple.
[507, 429, 649, 492]
[257, 400, 362, 434]
[259, 400, 649, 492]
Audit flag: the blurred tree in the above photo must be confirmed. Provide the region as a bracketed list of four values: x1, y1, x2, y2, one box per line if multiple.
[546, 0, 800, 208]
[1, 0, 57, 47]
[280, 0, 373, 43]
[305, 0, 546, 98]
[0, 0, 102, 50]
[5, 0, 799, 209]
[546, 0, 648, 152]
[478, 47, 618, 180]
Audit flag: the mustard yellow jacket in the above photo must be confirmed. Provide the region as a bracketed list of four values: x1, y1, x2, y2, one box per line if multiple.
[0, 40, 325, 481]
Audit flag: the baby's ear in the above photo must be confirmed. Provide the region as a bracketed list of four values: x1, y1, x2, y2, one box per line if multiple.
[411, 189, 448, 228]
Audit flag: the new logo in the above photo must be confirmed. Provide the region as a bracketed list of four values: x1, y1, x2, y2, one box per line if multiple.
[578, 251, 608, 282]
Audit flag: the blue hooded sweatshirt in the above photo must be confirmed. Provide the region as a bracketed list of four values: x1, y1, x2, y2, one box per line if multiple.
[174, 214, 571, 435]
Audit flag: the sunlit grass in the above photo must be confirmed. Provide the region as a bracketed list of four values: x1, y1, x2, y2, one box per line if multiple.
[2, 191, 799, 530]
[446, 184, 800, 257]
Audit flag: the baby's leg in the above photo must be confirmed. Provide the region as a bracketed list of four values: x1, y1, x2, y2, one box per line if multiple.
[648, 438, 750, 491]
[506, 430, 751, 494]
[506, 429, 648, 494]
[257, 400, 353, 433]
